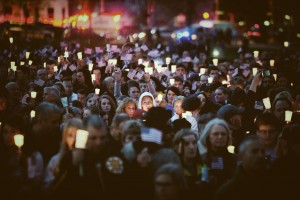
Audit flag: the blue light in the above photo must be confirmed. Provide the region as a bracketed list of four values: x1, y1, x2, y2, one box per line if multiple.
[183, 31, 189, 37]
[177, 33, 183, 39]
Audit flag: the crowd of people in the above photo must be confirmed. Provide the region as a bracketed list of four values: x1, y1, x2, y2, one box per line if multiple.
[0, 31, 300, 200]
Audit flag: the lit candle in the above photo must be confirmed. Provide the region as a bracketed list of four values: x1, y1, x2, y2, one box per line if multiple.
[199, 68, 206, 76]
[212, 58, 218, 66]
[77, 52, 82, 60]
[253, 50, 259, 58]
[108, 59, 117, 66]
[58, 57, 61, 63]
[75, 129, 89, 149]
[10, 62, 15, 68]
[171, 65, 176, 73]
[30, 91, 37, 98]
[273, 74, 277, 81]
[138, 58, 143, 65]
[148, 67, 153, 75]
[262, 97, 271, 110]
[9, 37, 13, 44]
[14, 134, 24, 148]
[28, 60, 33, 65]
[157, 94, 163, 101]
[166, 57, 171, 65]
[156, 65, 162, 73]
[53, 65, 58, 72]
[227, 145, 235, 154]
[95, 88, 100, 95]
[270, 59, 275, 67]
[169, 78, 175, 85]
[252, 67, 258, 75]
[91, 74, 96, 82]
[26, 52, 30, 59]
[285, 110, 293, 122]
[284, 41, 289, 47]
[182, 113, 187, 118]
[64, 51, 69, 58]
[20, 61, 25, 66]
[208, 77, 213, 84]
[88, 63, 93, 71]
[30, 110, 35, 118]
[43, 62, 46, 68]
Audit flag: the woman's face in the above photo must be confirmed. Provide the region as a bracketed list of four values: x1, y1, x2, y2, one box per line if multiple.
[2, 125, 19, 148]
[174, 100, 183, 115]
[197, 94, 206, 108]
[209, 124, 228, 150]
[167, 90, 176, 104]
[77, 72, 85, 85]
[125, 102, 136, 118]
[274, 99, 290, 122]
[101, 98, 111, 113]
[141, 96, 153, 112]
[182, 135, 197, 160]
[87, 97, 96, 108]
[64, 127, 78, 149]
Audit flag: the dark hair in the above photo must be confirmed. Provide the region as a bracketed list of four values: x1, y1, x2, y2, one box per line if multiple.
[174, 76, 184, 84]
[77, 89, 89, 96]
[254, 112, 280, 131]
[127, 80, 140, 92]
[84, 115, 106, 131]
[166, 86, 180, 96]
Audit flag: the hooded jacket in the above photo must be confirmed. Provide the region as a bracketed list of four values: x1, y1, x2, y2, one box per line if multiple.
[137, 92, 156, 111]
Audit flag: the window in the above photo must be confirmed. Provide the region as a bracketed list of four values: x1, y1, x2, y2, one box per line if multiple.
[48, 8, 54, 19]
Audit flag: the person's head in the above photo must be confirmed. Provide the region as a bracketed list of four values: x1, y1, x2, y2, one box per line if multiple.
[172, 96, 185, 116]
[138, 92, 156, 112]
[276, 74, 289, 89]
[84, 115, 108, 155]
[5, 82, 20, 101]
[62, 77, 74, 96]
[166, 86, 180, 105]
[214, 86, 229, 104]
[2, 114, 26, 149]
[196, 92, 207, 109]
[53, 82, 65, 97]
[76, 70, 86, 85]
[199, 118, 232, 155]
[62, 118, 84, 150]
[92, 68, 102, 82]
[121, 120, 142, 145]
[43, 87, 60, 104]
[34, 102, 62, 131]
[86, 93, 97, 108]
[110, 113, 130, 142]
[239, 137, 267, 174]
[173, 129, 198, 161]
[261, 76, 275, 90]
[208, 66, 219, 82]
[99, 94, 116, 114]
[272, 97, 293, 122]
[102, 76, 114, 94]
[173, 76, 184, 93]
[77, 89, 88, 107]
[139, 79, 149, 94]
[128, 80, 141, 101]
[255, 112, 280, 148]
[46, 61, 55, 77]
[217, 104, 244, 131]
[37, 68, 48, 81]
[116, 97, 137, 118]
[175, 64, 186, 77]
[154, 163, 187, 200]
[199, 74, 208, 87]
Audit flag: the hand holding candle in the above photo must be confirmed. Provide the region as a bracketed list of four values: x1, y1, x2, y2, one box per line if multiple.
[31, 91, 37, 98]
[75, 130, 89, 149]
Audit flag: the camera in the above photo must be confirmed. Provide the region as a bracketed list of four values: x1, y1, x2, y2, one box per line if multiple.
[262, 70, 271, 77]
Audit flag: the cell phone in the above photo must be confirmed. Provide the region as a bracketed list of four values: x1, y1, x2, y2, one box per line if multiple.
[262, 70, 271, 77]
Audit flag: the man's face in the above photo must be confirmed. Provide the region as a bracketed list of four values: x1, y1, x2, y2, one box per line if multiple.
[242, 141, 266, 173]
[209, 70, 219, 82]
[139, 83, 148, 93]
[128, 87, 140, 100]
[199, 75, 208, 87]
[93, 69, 101, 82]
[175, 67, 186, 77]
[43, 89, 54, 103]
[63, 80, 73, 96]
[77, 72, 85, 85]
[174, 101, 183, 115]
[86, 126, 107, 155]
[37, 69, 48, 81]
[125, 103, 136, 118]
[46, 64, 55, 77]
[77, 93, 87, 106]
[182, 135, 197, 160]
[256, 124, 278, 148]
[173, 81, 183, 93]
[214, 89, 228, 104]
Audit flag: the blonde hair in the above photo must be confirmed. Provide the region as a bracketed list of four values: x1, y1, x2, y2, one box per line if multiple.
[116, 97, 137, 114]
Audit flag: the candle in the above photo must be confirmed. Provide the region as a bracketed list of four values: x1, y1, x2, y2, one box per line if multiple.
[284, 41, 289, 47]
[156, 65, 162, 73]
[166, 57, 171, 65]
[199, 68, 206, 76]
[11, 62, 15, 68]
[77, 52, 82, 60]
[108, 59, 117, 66]
[273, 74, 277, 81]
[14, 134, 24, 148]
[95, 88, 100, 95]
[227, 145, 235, 154]
[157, 94, 163, 101]
[20, 61, 25, 66]
[270, 59, 275, 67]
[58, 57, 61, 63]
[252, 67, 258, 75]
[30, 91, 37, 98]
[9, 37, 13, 44]
[75, 129, 89, 149]
[182, 113, 187, 118]
[169, 78, 175, 85]
[26, 52, 30, 59]
[285, 111, 293, 122]
[64, 51, 69, 58]
[53, 65, 58, 72]
[30, 110, 35, 118]
[262, 97, 271, 110]
[138, 58, 143, 65]
[212, 58, 218, 66]
[28, 60, 33, 65]
[43, 62, 46, 68]
[88, 63, 93, 71]
[106, 44, 110, 51]
[253, 51, 259, 58]
[148, 67, 153, 75]
[208, 77, 213, 84]
[171, 65, 176, 73]
[91, 74, 96, 82]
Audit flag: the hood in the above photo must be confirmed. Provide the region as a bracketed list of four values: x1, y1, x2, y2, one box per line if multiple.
[137, 92, 156, 110]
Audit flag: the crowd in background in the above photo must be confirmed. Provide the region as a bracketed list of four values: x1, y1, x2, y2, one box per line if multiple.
[0, 31, 300, 200]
